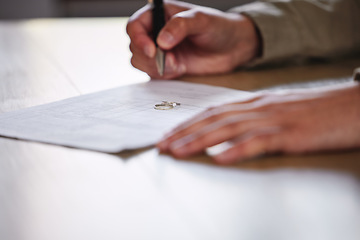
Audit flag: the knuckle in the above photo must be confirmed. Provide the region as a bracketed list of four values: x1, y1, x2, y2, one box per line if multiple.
[197, 106, 233, 125]
[129, 34, 144, 50]
[199, 107, 218, 119]
[128, 42, 143, 55]
[129, 43, 134, 53]
[206, 106, 216, 112]
[241, 136, 263, 154]
[191, 130, 213, 148]
[226, 118, 240, 129]
[207, 111, 224, 122]
[125, 22, 132, 35]
[130, 57, 139, 69]
[172, 15, 187, 31]
[222, 56, 237, 72]
[126, 20, 138, 36]
[224, 118, 244, 133]
[192, 9, 207, 23]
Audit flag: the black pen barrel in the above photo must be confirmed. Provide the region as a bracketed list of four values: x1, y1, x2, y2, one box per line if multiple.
[152, 0, 165, 45]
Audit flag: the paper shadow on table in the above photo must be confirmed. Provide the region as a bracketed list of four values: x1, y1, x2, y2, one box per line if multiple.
[1, 125, 359, 178]
[111, 146, 360, 178]
[232, 150, 360, 177]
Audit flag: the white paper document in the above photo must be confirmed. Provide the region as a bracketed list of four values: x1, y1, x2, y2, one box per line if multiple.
[0, 81, 253, 152]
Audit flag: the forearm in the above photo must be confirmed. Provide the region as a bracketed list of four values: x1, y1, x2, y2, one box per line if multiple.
[230, 0, 360, 65]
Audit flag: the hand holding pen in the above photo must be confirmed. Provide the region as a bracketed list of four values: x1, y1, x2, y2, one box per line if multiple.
[126, 1, 261, 79]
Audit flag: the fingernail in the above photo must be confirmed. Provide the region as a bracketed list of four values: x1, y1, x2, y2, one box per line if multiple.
[178, 64, 186, 74]
[171, 146, 187, 157]
[214, 152, 230, 163]
[157, 140, 169, 152]
[165, 55, 176, 74]
[158, 31, 174, 47]
[169, 142, 188, 157]
[144, 45, 154, 58]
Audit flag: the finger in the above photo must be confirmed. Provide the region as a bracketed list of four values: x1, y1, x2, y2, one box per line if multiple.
[127, 4, 156, 58]
[213, 129, 284, 164]
[129, 42, 147, 56]
[126, 1, 194, 58]
[127, 4, 152, 34]
[163, 111, 260, 151]
[157, 98, 265, 150]
[171, 94, 266, 132]
[157, 8, 211, 50]
[130, 50, 185, 79]
[164, 0, 198, 14]
[162, 51, 187, 79]
[158, 106, 231, 151]
[130, 53, 158, 77]
[166, 113, 272, 158]
[129, 34, 156, 59]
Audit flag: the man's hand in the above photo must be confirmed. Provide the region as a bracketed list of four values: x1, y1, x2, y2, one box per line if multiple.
[126, 0, 260, 79]
[157, 83, 360, 164]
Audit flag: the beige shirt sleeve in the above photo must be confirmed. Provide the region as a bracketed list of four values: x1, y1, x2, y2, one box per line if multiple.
[229, 0, 360, 66]
[354, 68, 360, 81]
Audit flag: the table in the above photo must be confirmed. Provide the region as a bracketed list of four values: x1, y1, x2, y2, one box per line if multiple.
[1, 18, 360, 240]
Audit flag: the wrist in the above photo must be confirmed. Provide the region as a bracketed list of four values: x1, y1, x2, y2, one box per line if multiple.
[350, 83, 360, 146]
[354, 68, 360, 81]
[231, 14, 262, 67]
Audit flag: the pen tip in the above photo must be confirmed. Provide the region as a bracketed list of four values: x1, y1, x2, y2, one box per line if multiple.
[155, 48, 165, 76]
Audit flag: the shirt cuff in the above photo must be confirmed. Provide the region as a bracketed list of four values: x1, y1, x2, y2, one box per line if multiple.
[229, 2, 304, 66]
[354, 68, 360, 81]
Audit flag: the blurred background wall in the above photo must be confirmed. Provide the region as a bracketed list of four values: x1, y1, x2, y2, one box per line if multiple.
[0, 0, 254, 19]
[0, 0, 57, 18]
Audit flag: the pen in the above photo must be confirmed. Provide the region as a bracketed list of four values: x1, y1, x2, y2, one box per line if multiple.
[149, 0, 166, 76]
